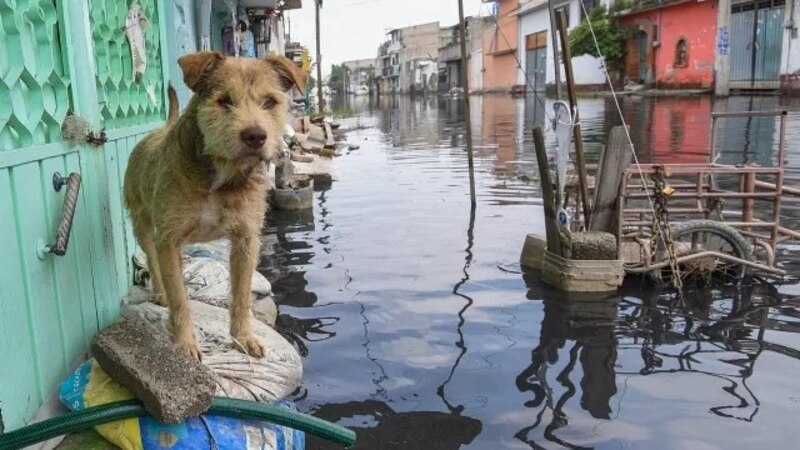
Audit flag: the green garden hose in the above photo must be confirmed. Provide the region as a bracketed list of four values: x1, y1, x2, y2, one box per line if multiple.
[0, 397, 356, 450]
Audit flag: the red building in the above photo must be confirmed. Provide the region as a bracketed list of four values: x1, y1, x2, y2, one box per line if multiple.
[620, 0, 718, 89]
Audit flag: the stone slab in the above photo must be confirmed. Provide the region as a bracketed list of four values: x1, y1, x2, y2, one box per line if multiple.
[91, 318, 216, 424]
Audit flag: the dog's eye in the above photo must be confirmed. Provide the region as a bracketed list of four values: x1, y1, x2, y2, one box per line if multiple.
[218, 95, 233, 110]
[261, 97, 277, 110]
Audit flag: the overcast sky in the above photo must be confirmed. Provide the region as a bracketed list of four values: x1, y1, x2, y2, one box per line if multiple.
[285, 0, 486, 77]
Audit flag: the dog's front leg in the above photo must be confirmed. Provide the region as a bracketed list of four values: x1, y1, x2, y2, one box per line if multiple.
[229, 231, 265, 358]
[156, 236, 202, 360]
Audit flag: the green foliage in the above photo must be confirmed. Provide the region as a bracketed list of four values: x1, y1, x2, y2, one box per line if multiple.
[569, 7, 631, 74]
[328, 64, 348, 89]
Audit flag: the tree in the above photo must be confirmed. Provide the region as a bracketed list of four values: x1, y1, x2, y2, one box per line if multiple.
[569, 6, 630, 79]
[328, 64, 348, 91]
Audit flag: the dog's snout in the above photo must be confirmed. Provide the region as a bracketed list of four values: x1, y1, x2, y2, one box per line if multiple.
[240, 126, 267, 149]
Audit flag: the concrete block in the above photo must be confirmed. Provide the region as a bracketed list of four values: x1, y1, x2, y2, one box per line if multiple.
[270, 182, 314, 211]
[565, 231, 618, 260]
[91, 318, 216, 424]
[520, 234, 547, 270]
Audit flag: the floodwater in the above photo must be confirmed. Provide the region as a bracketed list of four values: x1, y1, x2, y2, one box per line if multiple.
[260, 93, 800, 449]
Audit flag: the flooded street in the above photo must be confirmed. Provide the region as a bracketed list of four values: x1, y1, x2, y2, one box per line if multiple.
[261, 94, 800, 449]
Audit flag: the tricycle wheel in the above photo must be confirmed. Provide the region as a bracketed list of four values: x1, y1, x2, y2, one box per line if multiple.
[649, 220, 752, 287]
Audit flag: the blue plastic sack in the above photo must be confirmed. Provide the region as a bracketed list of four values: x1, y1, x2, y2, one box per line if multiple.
[59, 360, 305, 450]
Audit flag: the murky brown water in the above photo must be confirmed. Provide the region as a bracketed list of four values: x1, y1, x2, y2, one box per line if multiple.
[261, 93, 800, 449]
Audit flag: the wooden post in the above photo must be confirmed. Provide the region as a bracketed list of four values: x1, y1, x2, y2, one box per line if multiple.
[457, 0, 476, 206]
[315, 0, 324, 113]
[547, 0, 562, 99]
[533, 126, 562, 256]
[556, 10, 591, 228]
[589, 126, 632, 233]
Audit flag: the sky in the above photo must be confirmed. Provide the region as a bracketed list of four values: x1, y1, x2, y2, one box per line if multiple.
[285, 0, 485, 77]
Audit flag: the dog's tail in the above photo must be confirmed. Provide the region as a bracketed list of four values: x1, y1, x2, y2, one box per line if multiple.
[167, 84, 179, 125]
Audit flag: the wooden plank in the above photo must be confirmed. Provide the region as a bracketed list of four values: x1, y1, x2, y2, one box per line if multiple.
[105, 137, 129, 301]
[590, 126, 632, 233]
[9, 162, 63, 402]
[533, 126, 562, 256]
[0, 142, 75, 170]
[39, 157, 72, 371]
[64, 152, 99, 348]
[0, 168, 41, 431]
[323, 122, 335, 147]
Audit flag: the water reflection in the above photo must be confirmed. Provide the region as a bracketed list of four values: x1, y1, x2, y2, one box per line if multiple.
[514, 275, 793, 448]
[265, 94, 800, 449]
[515, 291, 618, 448]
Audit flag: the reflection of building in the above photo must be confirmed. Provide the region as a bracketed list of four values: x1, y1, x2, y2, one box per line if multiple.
[620, 0, 717, 89]
[377, 23, 442, 94]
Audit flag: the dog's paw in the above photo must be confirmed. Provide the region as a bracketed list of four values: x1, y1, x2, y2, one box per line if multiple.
[174, 334, 203, 361]
[152, 293, 168, 307]
[233, 333, 265, 358]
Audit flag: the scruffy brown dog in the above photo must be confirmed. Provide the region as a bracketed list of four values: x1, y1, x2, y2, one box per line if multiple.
[124, 52, 305, 359]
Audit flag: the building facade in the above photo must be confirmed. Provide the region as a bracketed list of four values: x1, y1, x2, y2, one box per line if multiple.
[341, 58, 375, 93]
[438, 16, 491, 92]
[377, 22, 442, 94]
[716, 0, 798, 94]
[482, 0, 522, 92]
[620, 0, 718, 89]
[516, 0, 607, 92]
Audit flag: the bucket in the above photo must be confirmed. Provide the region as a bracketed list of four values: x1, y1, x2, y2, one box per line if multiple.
[541, 250, 624, 292]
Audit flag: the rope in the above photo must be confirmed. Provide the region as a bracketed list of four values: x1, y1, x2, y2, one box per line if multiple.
[575, 0, 684, 295]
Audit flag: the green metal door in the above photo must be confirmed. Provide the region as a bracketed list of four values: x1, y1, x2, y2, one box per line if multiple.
[0, 0, 169, 432]
[730, 0, 785, 89]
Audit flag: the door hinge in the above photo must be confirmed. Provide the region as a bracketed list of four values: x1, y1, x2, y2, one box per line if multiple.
[86, 129, 108, 146]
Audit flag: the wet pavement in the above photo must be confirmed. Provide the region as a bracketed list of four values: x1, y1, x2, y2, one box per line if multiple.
[260, 94, 800, 449]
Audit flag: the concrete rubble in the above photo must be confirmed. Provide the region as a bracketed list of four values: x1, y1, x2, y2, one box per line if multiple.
[91, 318, 216, 424]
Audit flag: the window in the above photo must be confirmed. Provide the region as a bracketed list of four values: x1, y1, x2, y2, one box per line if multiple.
[675, 38, 688, 67]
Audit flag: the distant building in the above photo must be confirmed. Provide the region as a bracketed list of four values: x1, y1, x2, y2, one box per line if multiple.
[377, 22, 442, 94]
[339, 58, 375, 93]
[515, 0, 607, 92]
[481, 0, 522, 93]
[438, 16, 492, 92]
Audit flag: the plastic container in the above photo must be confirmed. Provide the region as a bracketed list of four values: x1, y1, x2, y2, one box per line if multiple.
[541, 250, 624, 292]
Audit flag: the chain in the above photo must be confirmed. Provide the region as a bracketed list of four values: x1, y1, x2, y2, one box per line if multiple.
[651, 166, 683, 291]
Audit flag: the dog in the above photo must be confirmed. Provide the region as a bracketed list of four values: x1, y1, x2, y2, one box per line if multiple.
[124, 51, 306, 359]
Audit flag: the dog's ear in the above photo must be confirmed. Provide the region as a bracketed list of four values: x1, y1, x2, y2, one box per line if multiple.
[178, 51, 225, 93]
[265, 55, 307, 93]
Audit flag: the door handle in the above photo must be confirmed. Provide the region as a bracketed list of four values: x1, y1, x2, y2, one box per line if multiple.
[39, 172, 81, 258]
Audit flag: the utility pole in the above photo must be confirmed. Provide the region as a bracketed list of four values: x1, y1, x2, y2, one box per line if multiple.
[547, 0, 562, 99]
[315, 0, 324, 113]
[457, 0, 476, 206]
[556, 10, 591, 227]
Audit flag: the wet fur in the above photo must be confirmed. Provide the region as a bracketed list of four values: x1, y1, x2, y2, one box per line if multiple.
[124, 52, 306, 359]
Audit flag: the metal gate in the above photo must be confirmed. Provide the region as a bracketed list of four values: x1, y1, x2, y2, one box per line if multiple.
[525, 31, 547, 92]
[730, 0, 785, 89]
[0, 0, 169, 432]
